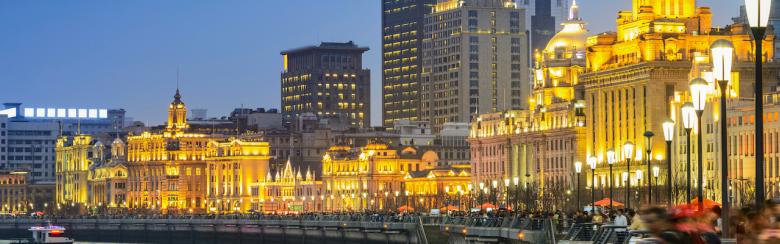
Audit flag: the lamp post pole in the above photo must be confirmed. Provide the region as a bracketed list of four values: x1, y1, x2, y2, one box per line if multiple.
[712, 38, 735, 238]
[745, 0, 770, 208]
[691, 78, 709, 211]
[525, 173, 531, 211]
[589, 156, 597, 212]
[623, 142, 634, 210]
[644, 131, 655, 205]
[575, 161, 582, 211]
[663, 119, 675, 207]
[607, 149, 616, 209]
[682, 102, 695, 205]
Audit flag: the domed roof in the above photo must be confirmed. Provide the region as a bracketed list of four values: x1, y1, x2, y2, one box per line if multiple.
[543, 0, 588, 54]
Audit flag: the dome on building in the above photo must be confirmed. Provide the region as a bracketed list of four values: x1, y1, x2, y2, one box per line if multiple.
[543, 0, 588, 54]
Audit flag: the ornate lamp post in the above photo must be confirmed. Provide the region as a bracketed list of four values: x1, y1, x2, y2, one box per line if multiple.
[636, 170, 643, 208]
[504, 178, 510, 207]
[479, 182, 485, 211]
[653, 166, 660, 204]
[492, 180, 498, 207]
[682, 102, 696, 204]
[663, 119, 675, 206]
[623, 141, 635, 209]
[588, 156, 597, 211]
[745, 0, 772, 207]
[607, 148, 616, 209]
[622, 172, 629, 208]
[644, 131, 655, 204]
[690, 78, 710, 211]
[513, 176, 520, 210]
[575, 161, 583, 211]
[711, 38, 734, 238]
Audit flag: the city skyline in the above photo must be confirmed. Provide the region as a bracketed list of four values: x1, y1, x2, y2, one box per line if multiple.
[0, 0, 744, 126]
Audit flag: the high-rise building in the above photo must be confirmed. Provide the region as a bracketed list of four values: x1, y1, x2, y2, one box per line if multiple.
[281, 42, 371, 127]
[517, 0, 571, 53]
[468, 1, 587, 211]
[421, 0, 530, 132]
[381, 0, 435, 127]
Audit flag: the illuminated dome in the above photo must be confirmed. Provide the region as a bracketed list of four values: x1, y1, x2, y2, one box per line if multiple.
[543, 0, 588, 55]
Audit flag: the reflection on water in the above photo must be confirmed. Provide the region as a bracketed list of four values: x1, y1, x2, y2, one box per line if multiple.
[0, 242, 138, 244]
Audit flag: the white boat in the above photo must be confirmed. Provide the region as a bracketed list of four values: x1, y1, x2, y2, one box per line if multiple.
[27, 223, 74, 244]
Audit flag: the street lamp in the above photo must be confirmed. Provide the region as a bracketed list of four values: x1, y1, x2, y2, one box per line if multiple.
[636, 170, 643, 208]
[745, 0, 771, 207]
[504, 178, 510, 207]
[663, 118, 675, 207]
[623, 141, 634, 209]
[588, 156, 597, 211]
[653, 166, 660, 204]
[513, 176, 520, 210]
[622, 172, 629, 208]
[607, 148, 616, 209]
[575, 161, 583, 211]
[682, 102, 696, 205]
[712, 38, 734, 238]
[644, 131, 655, 204]
[690, 77, 709, 211]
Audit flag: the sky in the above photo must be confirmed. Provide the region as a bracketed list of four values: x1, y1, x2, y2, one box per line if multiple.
[0, 0, 743, 126]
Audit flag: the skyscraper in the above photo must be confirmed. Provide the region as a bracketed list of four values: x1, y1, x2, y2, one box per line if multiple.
[281, 41, 371, 127]
[421, 0, 530, 131]
[381, 0, 435, 128]
[518, 0, 571, 53]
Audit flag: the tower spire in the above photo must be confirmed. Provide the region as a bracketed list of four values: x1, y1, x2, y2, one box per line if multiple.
[569, 0, 580, 21]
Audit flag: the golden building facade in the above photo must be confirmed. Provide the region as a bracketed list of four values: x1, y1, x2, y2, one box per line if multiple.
[321, 143, 438, 211]
[87, 138, 128, 208]
[260, 160, 322, 213]
[56, 134, 95, 205]
[582, 0, 777, 206]
[126, 90, 272, 213]
[403, 165, 472, 211]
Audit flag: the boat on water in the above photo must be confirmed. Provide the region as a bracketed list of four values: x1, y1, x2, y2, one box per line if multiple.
[25, 223, 74, 244]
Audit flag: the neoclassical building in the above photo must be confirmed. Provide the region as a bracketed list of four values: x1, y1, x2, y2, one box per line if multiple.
[468, 1, 587, 211]
[87, 138, 128, 208]
[56, 134, 96, 205]
[582, 0, 778, 206]
[321, 143, 438, 211]
[126, 90, 272, 213]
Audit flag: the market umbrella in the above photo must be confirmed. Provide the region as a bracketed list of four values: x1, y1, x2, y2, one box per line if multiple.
[593, 198, 624, 207]
[398, 205, 415, 212]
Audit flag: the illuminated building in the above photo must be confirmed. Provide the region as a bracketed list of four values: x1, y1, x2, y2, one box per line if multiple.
[468, 1, 587, 211]
[0, 170, 32, 213]
[381, 0, 434, 127]
[421, 0, 529, 132]
[87, 138, 128, 208]
[261, 160, 322, 213]
[321, 143, 438, 211]
[582, 0, 778, 205]
[55, 134, 95, 205]
[126, 89, 272, 213]
[281, 42, 371, 127]
[402, 164, 472, 211]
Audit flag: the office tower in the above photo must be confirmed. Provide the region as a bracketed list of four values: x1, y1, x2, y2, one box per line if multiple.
[381, 0, 435, 127]
[0, 103, 125, 182]
[421, 0, 530, 131]
[281, 41, 371, 127]
[517, 0, 570, 53]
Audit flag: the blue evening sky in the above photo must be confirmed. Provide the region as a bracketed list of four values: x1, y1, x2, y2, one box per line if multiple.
[0, 0, 741, 126]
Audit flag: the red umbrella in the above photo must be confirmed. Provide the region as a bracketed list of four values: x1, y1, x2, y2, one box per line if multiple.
[476, 203, 497, 209]
[593, 198, 624, 207]
[398, 205, 415, 212]
[440, 205, 459, 211]
[690, 198, 721, 208]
